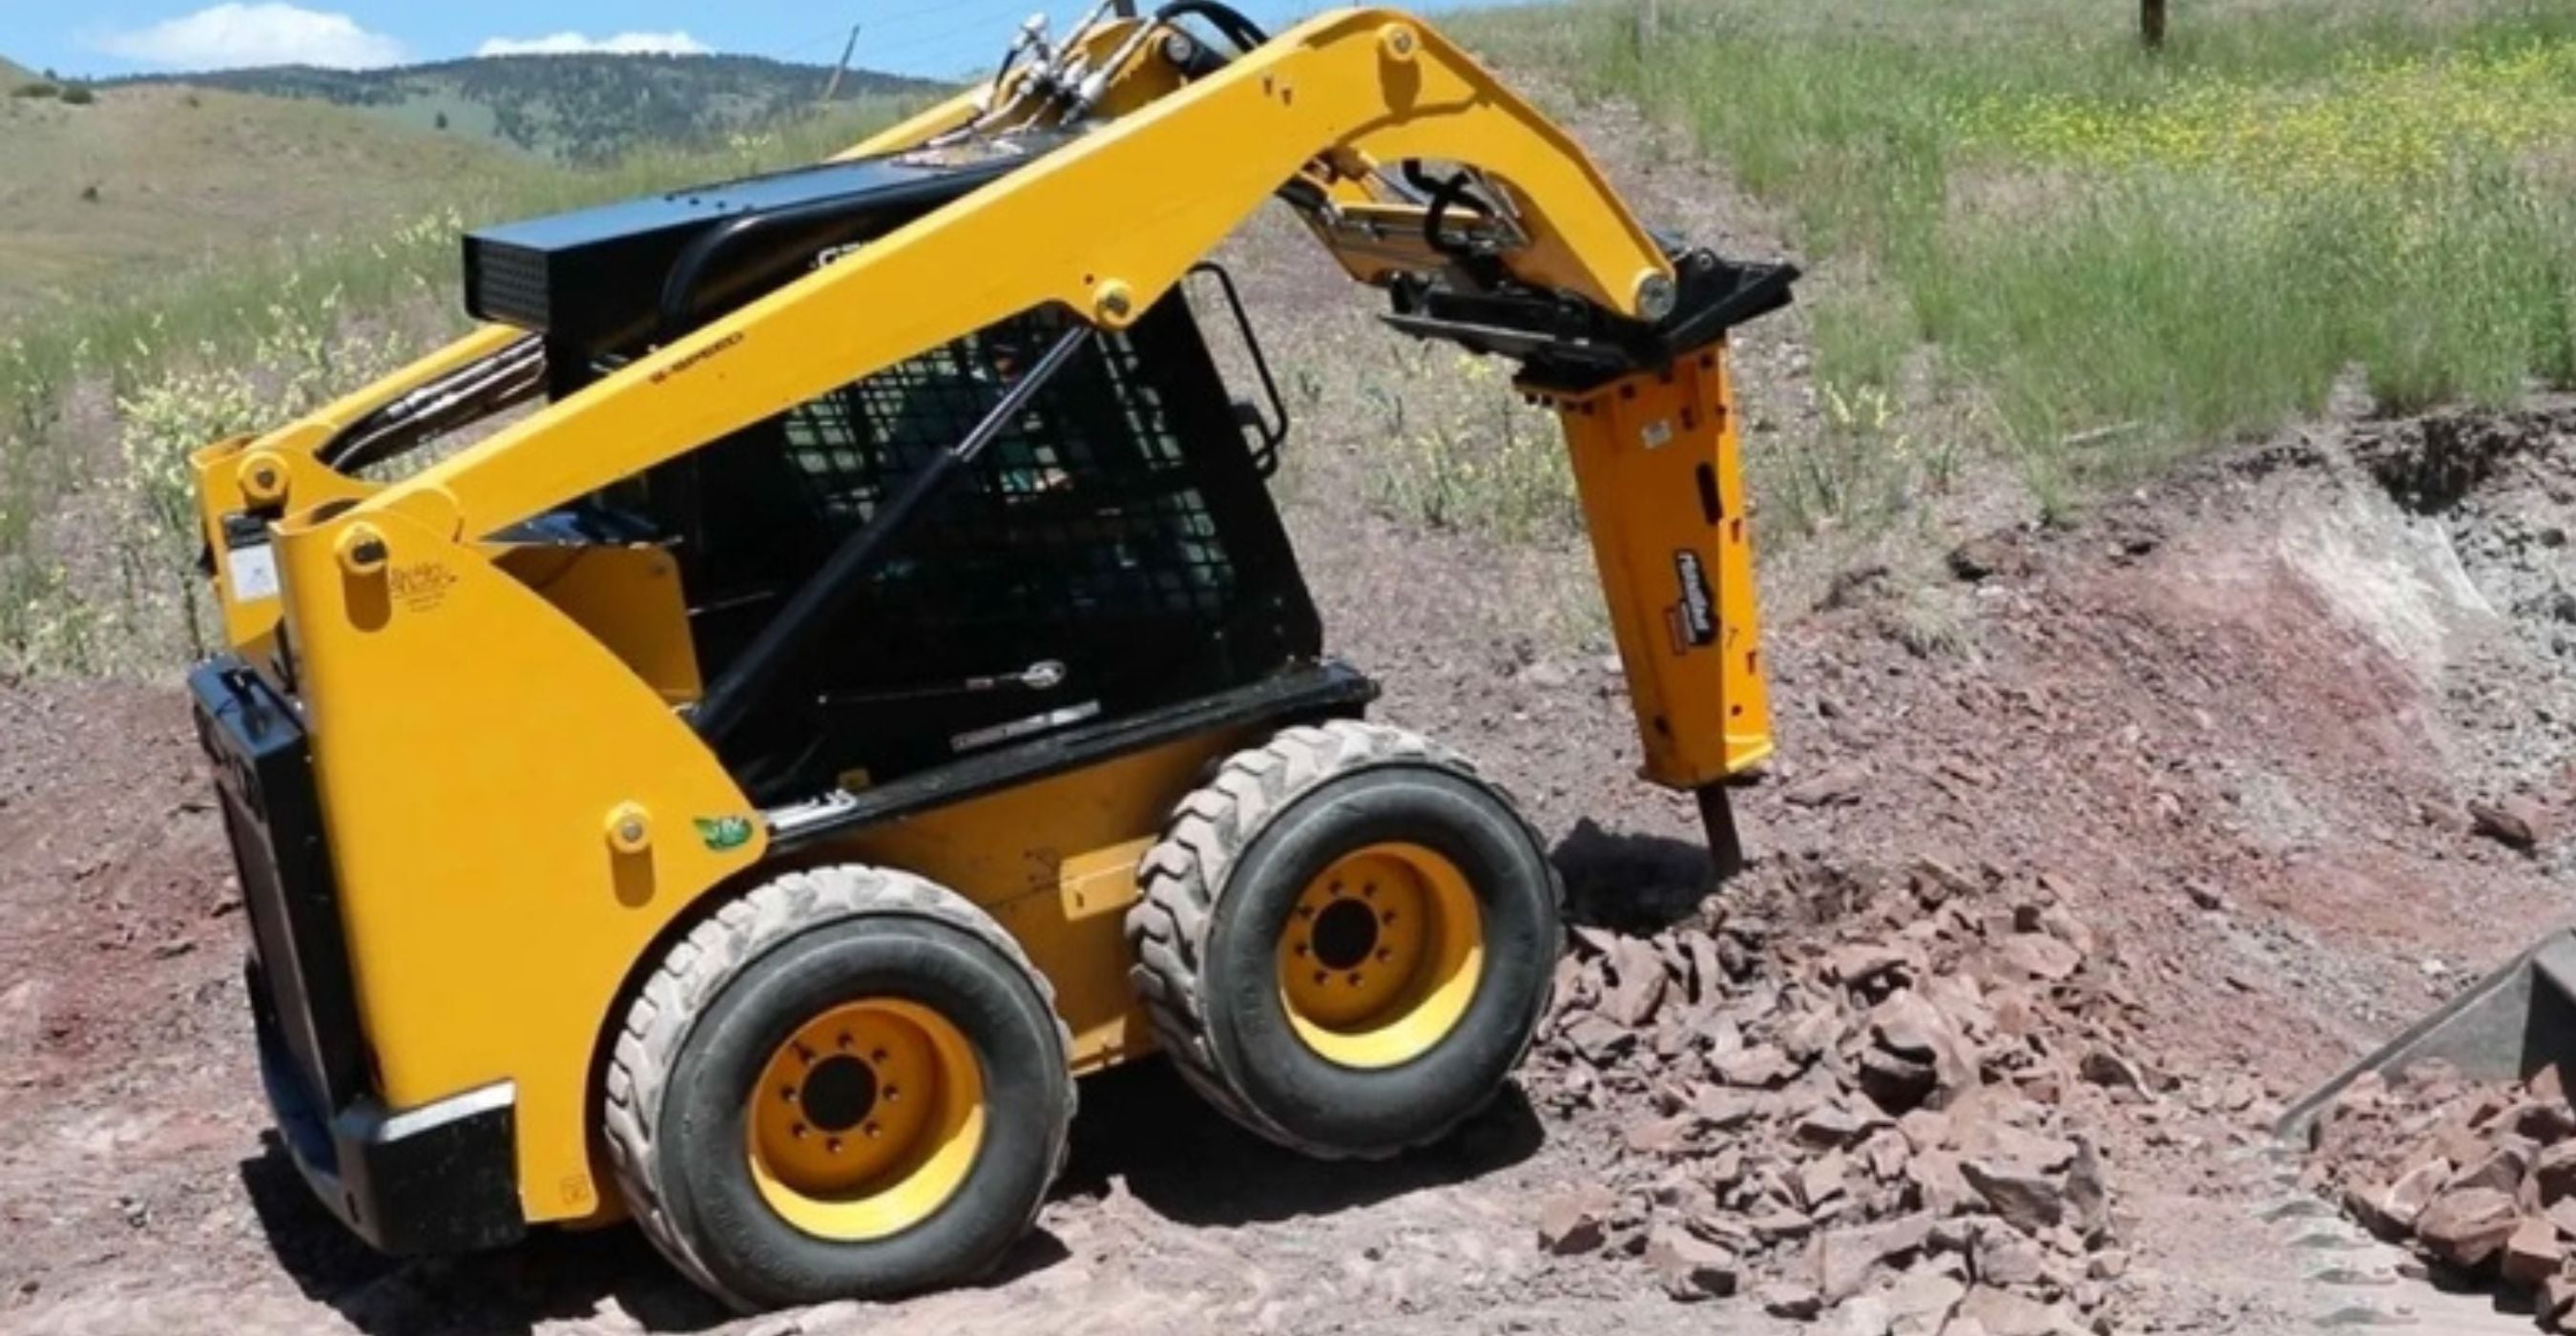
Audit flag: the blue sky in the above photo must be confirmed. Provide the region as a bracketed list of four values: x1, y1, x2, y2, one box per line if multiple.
[4, 0, 1478, 80]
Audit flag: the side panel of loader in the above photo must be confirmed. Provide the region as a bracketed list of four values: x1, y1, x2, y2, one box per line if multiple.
[268, 501, 770, 1224]
[814, 728, 1260, 1073]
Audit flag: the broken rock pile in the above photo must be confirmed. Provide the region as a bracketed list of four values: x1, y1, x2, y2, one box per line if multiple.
[2312, 1061, 2576, 1329]
[1531, 862, 2137, 1334]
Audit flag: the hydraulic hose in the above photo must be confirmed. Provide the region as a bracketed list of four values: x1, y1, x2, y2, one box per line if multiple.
[689, 325, 1098, 748]
[1418, 168, 1495, 265]
[321, 336, 545, 472]
[1150, 0, 1269, 53]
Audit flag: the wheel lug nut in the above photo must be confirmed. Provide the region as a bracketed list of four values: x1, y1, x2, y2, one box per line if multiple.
[864, 1122, 882, 1138]
[1376, 949, 1393, 963]
[791, 1122, 808, 1138]
[826, 1137, 843, 1154]
[871, 1048, 889, 1064]
[884, 1086, 901, 1103]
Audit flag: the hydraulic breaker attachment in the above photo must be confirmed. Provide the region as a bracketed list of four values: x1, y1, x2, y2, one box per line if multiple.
[1528, 345, 1771, 870]
[2278, 929, 2576, 1140]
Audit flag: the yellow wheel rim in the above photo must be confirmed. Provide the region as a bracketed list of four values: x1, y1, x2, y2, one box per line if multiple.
[1277, 842, 1485, 1070]
[745, 998, 985, 1242]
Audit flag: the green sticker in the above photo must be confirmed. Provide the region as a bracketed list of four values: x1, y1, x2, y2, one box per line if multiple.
[694, 815, 755, 851]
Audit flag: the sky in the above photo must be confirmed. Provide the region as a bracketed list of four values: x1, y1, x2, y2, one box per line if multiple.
[0, 0, 1475, 81]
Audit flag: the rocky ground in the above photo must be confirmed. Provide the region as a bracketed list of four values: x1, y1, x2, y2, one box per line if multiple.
[2308, 1062, 2576, 1328]
[1526, 866, 2130, 1335]
[4, 94, 2575, 1336]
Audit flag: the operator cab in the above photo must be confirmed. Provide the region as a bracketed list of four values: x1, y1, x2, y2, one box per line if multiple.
[450, 153, 1322, 806]
[630, 292, 1318, 805]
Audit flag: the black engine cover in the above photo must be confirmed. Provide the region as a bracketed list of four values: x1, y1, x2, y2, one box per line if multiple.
[464, 149, 1030, 362]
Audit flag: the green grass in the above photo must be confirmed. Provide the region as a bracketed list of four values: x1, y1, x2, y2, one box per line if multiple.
[0, 83, 542, 324]
[1365, 345, 1584, 542]
[1459, 0, 2576, 502]
[0, 94, 927, 675]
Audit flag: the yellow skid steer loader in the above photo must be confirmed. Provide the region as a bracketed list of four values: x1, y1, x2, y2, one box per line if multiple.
[183, 4, 1795, 1309]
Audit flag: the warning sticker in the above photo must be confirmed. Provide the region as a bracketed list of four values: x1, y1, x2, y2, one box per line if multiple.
[227, 544, 280, 601]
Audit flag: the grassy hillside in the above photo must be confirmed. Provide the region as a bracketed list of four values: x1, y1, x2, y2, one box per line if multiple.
[1460, 0, 2576, 519]
[0, 92, 930, 673]
[0, 81, 544, 322]
[121, 54, 944, 164]
[0, 54, 33, 89]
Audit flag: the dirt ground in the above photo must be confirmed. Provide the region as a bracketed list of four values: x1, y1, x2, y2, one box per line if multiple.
[5, 98, 2574, 1336]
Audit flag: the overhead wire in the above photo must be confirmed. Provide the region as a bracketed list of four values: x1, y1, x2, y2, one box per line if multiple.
[842, 0, 1072, 64]
[760, 0, 1314, 73]
[748, 0, 1070, 78]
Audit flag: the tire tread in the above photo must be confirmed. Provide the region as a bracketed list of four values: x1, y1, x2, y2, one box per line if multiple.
[603, 866, 1074, 1310]
[1123, 720, 1562, 1159]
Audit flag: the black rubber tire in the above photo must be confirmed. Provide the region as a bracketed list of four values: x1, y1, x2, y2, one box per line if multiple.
[603, 866, 1073, 1312]
[1126, 720, 1563, 1159]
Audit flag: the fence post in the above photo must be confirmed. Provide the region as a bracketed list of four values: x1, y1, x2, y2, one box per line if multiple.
[2142, 0, 2167, 50]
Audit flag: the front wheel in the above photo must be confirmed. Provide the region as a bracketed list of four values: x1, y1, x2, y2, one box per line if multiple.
[603, 866, 1073, 1311]
[1127, 720, 1563, 1159]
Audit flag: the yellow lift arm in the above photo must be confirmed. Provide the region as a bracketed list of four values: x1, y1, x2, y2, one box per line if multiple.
[364, 10, 1671, 539]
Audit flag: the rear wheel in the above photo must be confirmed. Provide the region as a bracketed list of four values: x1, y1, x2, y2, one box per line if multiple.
[1275, 841, 1487, 1069]
[1127, 720, 1562, 1159]
[604, 866, 1072, 1311]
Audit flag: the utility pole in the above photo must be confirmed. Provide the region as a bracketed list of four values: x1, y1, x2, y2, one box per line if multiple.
[821, 22, 862, 103]
[2141, 0, 2167, 50]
